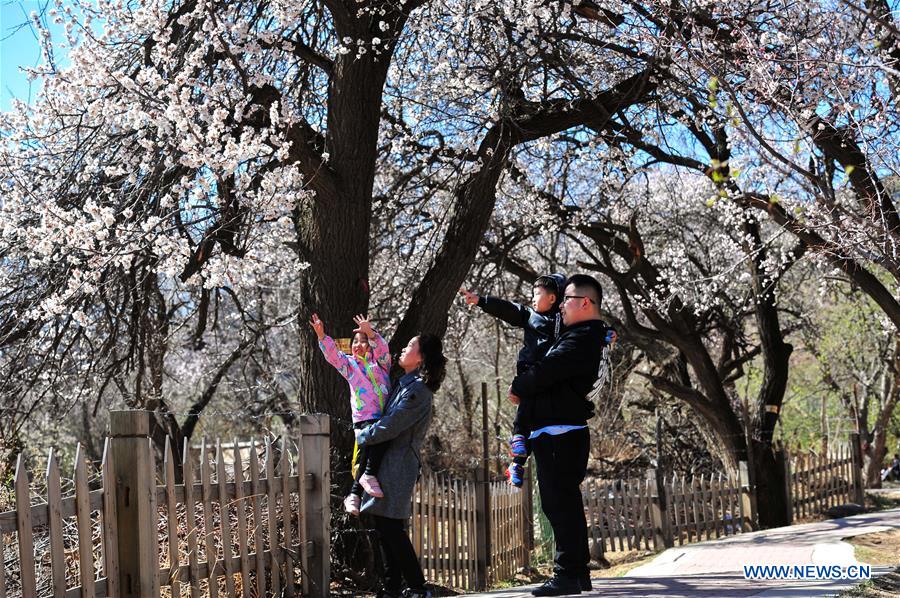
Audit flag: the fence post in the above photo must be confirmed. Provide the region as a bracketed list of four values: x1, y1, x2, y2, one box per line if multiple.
[778, 445, 793, 525]
[849, 432, 865, 505]
[480, 382, 490, 483]
[109, 411, 158, 597]
[647, 468, 672, 549]
[738, 461, 756, 532]
[523, 470, 535, 553]
[473, 381, 492, 590]
[299, 414, 331, 598]
[474, 468, 491, 590]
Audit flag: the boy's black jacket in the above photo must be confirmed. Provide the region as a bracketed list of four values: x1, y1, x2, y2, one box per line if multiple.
[510, 319, 610, 427]
[476, 295, 562, 375]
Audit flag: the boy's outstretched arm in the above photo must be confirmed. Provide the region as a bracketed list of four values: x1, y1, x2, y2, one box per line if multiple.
[459, 287, 531, 328]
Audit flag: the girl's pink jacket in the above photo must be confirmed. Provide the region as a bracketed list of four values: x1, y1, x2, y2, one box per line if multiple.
[318, 333, 392, 423]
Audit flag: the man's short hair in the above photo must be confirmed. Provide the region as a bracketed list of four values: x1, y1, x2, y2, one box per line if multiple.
[566, 274, 603, 309]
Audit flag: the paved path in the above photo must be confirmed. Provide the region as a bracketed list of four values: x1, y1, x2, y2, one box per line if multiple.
[464, 508, 900, 597]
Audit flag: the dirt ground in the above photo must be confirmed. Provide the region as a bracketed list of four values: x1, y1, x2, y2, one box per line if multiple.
[864, 486, 900, 511]
[839, 528, 900, 597]
[848, 528, 900, 566]
[590, 549, 657, 578]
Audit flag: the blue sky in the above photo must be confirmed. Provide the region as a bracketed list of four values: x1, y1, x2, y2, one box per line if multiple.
[1, 1, 66, 111]
[3, 0, 900, 113]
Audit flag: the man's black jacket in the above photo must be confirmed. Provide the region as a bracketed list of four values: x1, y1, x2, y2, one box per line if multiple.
[510, 319, 610, 427]
[476, 295, 562, 375]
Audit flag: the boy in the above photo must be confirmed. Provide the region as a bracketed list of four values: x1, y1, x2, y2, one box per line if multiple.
[460, 273, 566, 487]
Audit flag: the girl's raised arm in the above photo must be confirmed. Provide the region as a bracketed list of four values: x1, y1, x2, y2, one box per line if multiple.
[311, 314, 352, 380]
[369, 330, 391, 371]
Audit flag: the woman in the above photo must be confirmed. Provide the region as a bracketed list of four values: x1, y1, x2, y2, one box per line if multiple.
[355, 334, 447, 598]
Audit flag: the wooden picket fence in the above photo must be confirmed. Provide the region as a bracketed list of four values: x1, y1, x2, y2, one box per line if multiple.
[663, 471, 749, 546]
[583, 464, 752, 555]
[1, 411, 331, 598]
[580, 435, 866, 556]
[486, 478, 530, 583]
[409, 471, 531, 592]
[2, 409, 867, 597]
[2, 445, 111, 598]
[584, 476, 656, 554]
[409, 473, 477, 590]
[785, 442, 864, 523]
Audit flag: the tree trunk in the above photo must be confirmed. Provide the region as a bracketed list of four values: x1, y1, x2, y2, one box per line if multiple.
[455, 358, 477, 443]
[865, 433, 886, 489]
[393, 69, 658, 350]
[391, 123, 514, 351]
[293, 26, 397, 427]
[865, 354, 900, 487]
[753, 441, 790, 528]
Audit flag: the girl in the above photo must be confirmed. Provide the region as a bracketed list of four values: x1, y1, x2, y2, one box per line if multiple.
[310, 313, 391, 515]
[355, 334, 447, 598]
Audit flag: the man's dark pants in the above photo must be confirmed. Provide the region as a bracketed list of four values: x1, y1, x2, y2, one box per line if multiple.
[532, 427, 590, 579]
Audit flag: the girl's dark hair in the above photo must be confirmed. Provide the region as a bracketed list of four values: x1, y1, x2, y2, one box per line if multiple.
[417, 334, 447, 392]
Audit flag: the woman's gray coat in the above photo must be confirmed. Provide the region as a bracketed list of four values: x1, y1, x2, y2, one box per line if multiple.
[356, 370, 433, 519]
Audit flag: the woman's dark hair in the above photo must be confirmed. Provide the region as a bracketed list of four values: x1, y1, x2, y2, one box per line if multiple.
[417, 334, 447, 392]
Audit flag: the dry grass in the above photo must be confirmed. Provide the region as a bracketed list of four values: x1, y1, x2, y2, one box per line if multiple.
[839, 568, 900, 597]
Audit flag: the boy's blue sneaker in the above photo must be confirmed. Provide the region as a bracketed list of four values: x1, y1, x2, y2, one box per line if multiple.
[506, 462, 525, 487]
[509, 434, 528, 458]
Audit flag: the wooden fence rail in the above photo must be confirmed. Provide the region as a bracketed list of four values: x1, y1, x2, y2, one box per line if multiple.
[410, 473, 477, 591]
[405, 436, 865, 591]
[584, 476, 656, 555]
[1, 411, 330, 598]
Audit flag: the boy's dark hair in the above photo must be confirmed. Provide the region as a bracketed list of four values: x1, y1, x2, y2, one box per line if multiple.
[535, 273, 566, 312]
[418, 334, 447, 392]
[533, 275, 562, 299]
[565, 274, 603, 309]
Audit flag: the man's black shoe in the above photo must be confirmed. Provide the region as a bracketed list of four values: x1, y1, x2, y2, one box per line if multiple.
[579, 572, 592, 591]
[531, 575, 582, 596]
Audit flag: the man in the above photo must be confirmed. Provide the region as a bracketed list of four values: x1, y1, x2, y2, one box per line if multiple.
[509, 274, 613, 596]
